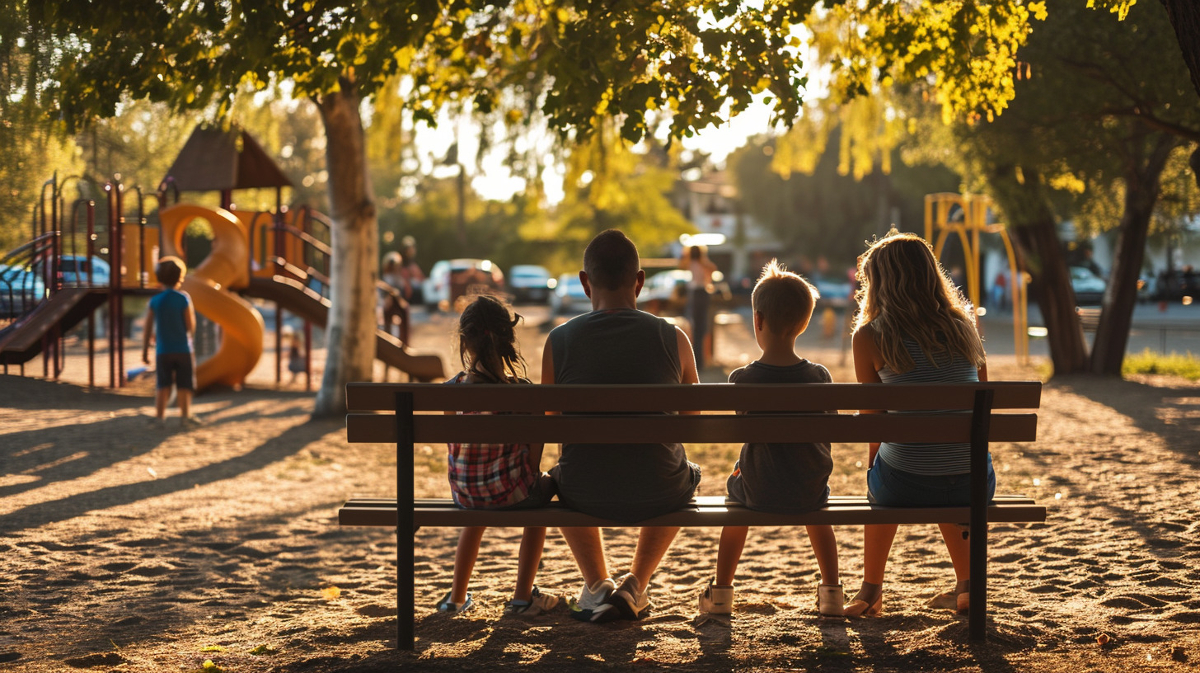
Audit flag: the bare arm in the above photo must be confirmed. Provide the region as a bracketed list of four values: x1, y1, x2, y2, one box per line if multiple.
[852, 327, 885, 466]
[184, 295, 196, 336]
[675, 326, 701, 414]
[142, 306, 155, 364]
[534, 339, 556, 472]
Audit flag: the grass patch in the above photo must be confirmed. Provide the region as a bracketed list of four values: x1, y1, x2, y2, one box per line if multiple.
[1122, 349, 1200, 381]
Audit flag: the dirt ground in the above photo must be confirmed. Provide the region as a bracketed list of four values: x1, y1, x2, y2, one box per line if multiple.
[1, 309, 1198, 672]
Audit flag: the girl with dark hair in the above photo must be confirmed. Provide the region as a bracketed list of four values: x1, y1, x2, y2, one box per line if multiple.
[437, 295, 559, 617]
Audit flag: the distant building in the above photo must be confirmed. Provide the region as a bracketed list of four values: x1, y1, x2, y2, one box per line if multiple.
[673, 171, 785, 282]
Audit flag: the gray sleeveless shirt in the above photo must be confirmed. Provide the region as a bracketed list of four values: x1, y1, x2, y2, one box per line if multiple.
[547, 308, 698, 521]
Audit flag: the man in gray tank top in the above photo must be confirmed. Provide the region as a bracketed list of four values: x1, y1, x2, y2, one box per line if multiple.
[542, 229, 701, 623]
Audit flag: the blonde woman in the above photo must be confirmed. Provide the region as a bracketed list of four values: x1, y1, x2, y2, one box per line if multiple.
[844, 231, 991, 617]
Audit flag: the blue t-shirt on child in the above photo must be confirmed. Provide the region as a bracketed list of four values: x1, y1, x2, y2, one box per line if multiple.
[149, 289, 192, 355]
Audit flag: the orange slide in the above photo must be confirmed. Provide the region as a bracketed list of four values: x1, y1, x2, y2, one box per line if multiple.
[159, 204, 265, 390]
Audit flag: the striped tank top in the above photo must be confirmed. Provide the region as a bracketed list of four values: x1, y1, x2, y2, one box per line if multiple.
[876, 336, 981, 476]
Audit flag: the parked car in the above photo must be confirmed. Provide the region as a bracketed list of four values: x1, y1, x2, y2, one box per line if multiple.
[59, 255, 112, 286]
[812, 277, 853, 309]
[508, 264, 553, 304]
[1069, 266, 1106, 305]
[0, 264, 48, 318]
[550, 273, 592, 314]
[423, 258, 504, 311]
[638, 269, 691, 315]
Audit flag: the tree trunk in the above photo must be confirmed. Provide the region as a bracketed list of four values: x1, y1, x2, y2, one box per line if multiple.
[988, 164, 1090, 375]
[313, 79, 379, 418]
[1160, 0, 1200, 99]
[1090, 135, 1179, 375]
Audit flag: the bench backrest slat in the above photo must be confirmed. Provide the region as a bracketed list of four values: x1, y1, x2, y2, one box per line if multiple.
[346, 411, 1038, 444]
[345, 382, 1041, 413]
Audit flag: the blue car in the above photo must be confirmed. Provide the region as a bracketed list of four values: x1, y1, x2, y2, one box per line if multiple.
[0, 264, 48, 318]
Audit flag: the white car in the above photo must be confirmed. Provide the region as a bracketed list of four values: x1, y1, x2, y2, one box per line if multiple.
[638, 269, 691, 313]
[1069, 266, 1106, 306]
[422, 258, 504, 311]
[508, 265, 553, 304]
[550, 273, 592, 314]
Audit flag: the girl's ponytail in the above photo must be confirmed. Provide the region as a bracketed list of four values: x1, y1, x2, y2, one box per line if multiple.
[456, 295, 528, 381]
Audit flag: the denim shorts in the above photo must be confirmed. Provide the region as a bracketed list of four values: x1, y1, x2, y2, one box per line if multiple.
[867, 455, 996, 507]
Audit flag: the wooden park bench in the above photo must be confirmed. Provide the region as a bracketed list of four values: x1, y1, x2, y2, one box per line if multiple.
[340, 381, 1045, 649]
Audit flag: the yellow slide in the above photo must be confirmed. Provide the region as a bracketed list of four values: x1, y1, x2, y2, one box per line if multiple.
[159, 204, 264, 390]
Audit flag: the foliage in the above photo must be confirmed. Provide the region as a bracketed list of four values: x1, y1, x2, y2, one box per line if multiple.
[729, 127, 960, 268]
[1122, 348, 1200, 380]
[0, 120, 81, 252]
[383, 125, 692, 277]
[550, 128, 694, 267]
[811, 0, 1048, 126]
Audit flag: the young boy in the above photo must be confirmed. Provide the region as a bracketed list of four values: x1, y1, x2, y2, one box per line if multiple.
[142, 256, 200, 426]
[698, 259, 842, 618]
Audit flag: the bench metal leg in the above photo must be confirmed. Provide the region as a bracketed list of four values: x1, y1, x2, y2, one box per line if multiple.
[969, 389, 994, 641]
[396, 392, 415, 651]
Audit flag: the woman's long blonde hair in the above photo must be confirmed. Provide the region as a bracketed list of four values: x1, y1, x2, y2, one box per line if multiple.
[852, 230, 986, 373]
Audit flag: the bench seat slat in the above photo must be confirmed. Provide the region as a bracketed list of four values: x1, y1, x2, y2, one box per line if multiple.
[346, 382, 1042, 413]
[340, 494, 1039, 507]
[338, 498, 1047, 528]
[346, 412, 1038, 444]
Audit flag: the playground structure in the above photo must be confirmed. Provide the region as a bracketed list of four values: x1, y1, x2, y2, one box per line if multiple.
[925, 192, 1030, 364]
[0, 127, 443, 390]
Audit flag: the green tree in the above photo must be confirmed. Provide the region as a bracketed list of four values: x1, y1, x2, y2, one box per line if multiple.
[8, 0, 1093, 411]
[971, 0, 1198, 375]
[729, 126, 960, 267]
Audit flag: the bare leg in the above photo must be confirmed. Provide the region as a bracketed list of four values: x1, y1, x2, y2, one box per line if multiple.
[155, 387, 170, 420]
[628, 526, 680, 588]
[512, 527, 547, 602]
[450, 526, 486, 605]
[178, 389, 193, 420]
[558, 527, 609, 586]
[849, 523, 898, 606]
[862, 523, 898, 585]
[805, 524, 840, 585]
[938, 523, 972, 596]
[715, 526, 748, 586]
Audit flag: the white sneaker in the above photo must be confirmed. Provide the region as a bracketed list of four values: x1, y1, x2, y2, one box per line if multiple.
[698, 578, 734, 615]
[568, 577, 616, 622]
[818, 583, 845, 618]
[595, 573, 651, 622]
[504, 586, 559, 618]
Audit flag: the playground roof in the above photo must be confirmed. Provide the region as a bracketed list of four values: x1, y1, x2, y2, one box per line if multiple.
[163, 126, 293, 193]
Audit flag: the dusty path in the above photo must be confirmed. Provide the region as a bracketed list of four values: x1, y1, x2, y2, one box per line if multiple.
[1, 312, 1198, 672]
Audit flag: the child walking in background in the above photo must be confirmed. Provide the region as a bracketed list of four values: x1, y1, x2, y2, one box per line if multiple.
[699, 260, 842, 618]
[438, 295, 558, 616]
[287, 331, 306, 385]
[141, 256, 200, 427]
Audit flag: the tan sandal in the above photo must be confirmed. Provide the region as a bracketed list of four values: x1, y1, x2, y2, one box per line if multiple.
[927, 589, 959, 610]
[843, 593, 882, 617]
[956, 591, 970, 614]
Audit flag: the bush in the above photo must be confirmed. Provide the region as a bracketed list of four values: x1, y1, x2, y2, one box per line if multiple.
[1122, 349, 1200, 381]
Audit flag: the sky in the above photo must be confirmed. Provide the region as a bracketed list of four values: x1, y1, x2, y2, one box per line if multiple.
[409, 98, 780, 205]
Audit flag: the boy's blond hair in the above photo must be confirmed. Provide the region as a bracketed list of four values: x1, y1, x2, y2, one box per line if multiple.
[751, 259, 819, 336]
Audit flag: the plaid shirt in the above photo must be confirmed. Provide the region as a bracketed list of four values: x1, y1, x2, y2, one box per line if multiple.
[445, 372, 538, 509]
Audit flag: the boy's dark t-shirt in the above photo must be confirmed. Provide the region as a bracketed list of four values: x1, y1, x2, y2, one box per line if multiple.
[149, 289, 192, 354]
[727, 359, 834, 513]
